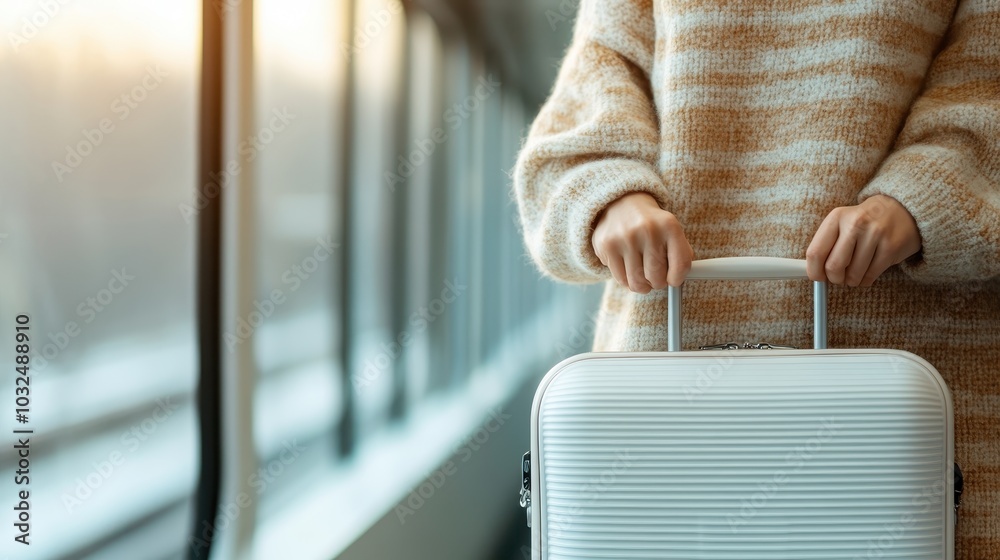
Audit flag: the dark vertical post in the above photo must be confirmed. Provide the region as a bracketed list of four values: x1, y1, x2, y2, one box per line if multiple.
[189, 1, 224, 557]
[389, 7, 412, 421]
[336, 0, 359, 457]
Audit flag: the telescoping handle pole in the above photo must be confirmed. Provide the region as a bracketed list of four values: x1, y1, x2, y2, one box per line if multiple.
[666, 257, 828, 352]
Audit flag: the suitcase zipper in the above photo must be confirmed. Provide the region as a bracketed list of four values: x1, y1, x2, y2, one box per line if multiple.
[699, 342, 742, 350]
[743, 342, 799, 350]
[520, 451, 531, 527]
[699, 341, 799, 350]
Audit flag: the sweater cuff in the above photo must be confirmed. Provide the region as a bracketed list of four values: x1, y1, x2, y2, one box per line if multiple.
[561, 158, 671, 281]
[858, 148, 992, 282]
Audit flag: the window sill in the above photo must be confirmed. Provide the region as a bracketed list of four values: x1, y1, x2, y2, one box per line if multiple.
[250, 292, 585, 560]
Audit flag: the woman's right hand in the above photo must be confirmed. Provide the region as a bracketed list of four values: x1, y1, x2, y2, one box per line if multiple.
[592, 192, 694, 293]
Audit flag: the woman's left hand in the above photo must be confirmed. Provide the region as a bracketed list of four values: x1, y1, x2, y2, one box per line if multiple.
[806, 194, 922, 286]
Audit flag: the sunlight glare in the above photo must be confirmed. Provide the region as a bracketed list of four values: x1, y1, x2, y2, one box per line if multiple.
[1, 0, 199, 65]
[256, 0, 338, 84]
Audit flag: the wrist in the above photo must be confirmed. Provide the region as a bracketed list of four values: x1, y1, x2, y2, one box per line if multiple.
[864, 194, 922, 257]
[594, 191, 659, 229]
[606, 191, 660, 216]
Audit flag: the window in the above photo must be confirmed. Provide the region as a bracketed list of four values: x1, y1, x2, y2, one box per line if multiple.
[479, 64, 507, 360]
[250, 0, 346, 520]
[437, 35, 474, 390]
[500, 90, 530, 338]
[0, 2, 593, 558]
[400, 10, 445, 409]
[0, 1, 200, 557]
[347, 0, 408, 436]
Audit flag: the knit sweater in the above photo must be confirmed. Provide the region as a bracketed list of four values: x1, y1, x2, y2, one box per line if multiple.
[513, 0, 1000, 556]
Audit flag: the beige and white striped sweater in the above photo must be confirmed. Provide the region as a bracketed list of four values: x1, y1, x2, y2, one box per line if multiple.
[513, 0, 1000, 556]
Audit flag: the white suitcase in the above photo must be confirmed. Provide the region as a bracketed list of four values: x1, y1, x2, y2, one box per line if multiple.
[521, 257, 962, 560]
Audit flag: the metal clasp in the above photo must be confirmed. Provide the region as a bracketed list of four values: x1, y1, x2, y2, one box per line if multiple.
[954, 462, 964, 526]
[520, 452, 531, 527]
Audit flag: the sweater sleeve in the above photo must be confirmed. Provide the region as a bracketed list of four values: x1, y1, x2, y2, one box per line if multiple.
[512, 0, 667, 284]
[858, 0, 1000, 283]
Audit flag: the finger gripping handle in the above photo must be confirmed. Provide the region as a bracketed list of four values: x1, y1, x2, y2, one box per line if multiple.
[667, 257, 828, 351]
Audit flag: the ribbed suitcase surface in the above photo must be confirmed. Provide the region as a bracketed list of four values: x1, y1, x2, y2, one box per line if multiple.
[532, 351, 953, 560]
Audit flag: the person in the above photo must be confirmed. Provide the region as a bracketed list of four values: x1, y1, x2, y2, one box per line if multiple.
[513, 0, 1000, 556]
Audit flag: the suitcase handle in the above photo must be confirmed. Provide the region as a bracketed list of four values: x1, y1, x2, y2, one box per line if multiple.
[667, 257, 828, 351]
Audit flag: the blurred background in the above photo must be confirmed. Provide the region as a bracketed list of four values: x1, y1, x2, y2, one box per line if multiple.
[0, 0, 596, 559]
